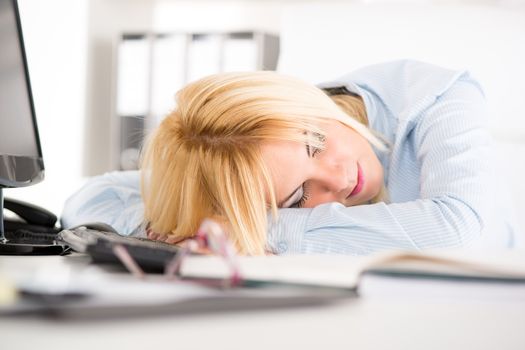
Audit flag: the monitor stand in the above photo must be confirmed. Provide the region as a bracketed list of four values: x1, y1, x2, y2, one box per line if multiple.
[0, 188, 67, 255]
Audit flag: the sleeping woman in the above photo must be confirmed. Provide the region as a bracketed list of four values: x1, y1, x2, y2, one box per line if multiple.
[61, 60, 518, 255]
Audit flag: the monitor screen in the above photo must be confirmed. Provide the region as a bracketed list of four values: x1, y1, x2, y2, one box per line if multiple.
[0, 0, 44, 188]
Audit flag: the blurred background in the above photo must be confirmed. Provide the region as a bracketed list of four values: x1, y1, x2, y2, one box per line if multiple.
[7, 0, 525, 223]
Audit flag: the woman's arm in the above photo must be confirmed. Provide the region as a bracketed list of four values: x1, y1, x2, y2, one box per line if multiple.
[61, 170, 143, 235]
[268, 78, 501, 255]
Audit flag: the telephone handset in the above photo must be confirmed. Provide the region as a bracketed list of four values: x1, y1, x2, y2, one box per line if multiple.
[0, 196, 66, 255]
[3, 197, 59, 233]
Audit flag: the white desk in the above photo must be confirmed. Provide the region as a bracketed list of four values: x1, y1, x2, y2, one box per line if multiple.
[1, 255, 525, 350]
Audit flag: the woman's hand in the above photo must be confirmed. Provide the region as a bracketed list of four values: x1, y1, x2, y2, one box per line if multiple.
[147, 229, 212, 254]
[146, 230, 180, 244]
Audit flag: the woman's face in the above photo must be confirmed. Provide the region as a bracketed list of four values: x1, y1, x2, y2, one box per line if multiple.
[261, 120, 384, 208]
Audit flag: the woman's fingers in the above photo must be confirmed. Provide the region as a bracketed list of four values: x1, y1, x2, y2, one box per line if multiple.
[147, 229, 212, 254]
[147, 231, 159, 240]
[148, 230, 181, 244]
[164, 235, 179, 244]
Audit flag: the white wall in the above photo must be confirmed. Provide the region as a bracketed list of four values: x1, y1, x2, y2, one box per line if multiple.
[278, 2, 525, 136]
[152, 0, 282, 34]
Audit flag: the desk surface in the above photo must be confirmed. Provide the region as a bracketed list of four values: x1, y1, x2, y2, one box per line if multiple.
[1, 255, 525, 350]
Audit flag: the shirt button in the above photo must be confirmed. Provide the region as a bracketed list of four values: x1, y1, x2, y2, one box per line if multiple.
[277, 242, 288, 254]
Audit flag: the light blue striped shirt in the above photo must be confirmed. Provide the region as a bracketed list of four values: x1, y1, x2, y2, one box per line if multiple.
[61, 60, 518, 255]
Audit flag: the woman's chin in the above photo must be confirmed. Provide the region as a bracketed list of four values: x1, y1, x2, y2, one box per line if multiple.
[344, 196, 370, 207]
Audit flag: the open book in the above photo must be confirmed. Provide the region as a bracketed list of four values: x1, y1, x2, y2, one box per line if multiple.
[57, 226, 525, 290]
[180, 250, 525, 290]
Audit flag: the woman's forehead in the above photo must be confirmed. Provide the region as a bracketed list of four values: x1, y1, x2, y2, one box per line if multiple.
[259, 139, 308, 168]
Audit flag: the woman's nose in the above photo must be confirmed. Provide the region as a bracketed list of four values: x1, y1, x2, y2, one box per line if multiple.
[317, 163, 349, 193]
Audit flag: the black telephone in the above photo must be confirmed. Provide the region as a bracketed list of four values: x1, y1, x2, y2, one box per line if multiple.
[0, 197, 67, 255]
[3, 197, 59, 233]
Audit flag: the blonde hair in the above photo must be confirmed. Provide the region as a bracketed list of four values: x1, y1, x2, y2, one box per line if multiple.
[140, 71, 386, 255]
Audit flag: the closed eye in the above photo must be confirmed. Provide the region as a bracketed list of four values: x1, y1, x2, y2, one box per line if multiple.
[281, 139, 323, 209]
[282, 186, 303, 208]
[288, 142, 322, 208]
[290, 183, 310, 208]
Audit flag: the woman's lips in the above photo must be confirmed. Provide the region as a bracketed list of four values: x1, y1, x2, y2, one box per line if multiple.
[348, 163, 364, 198]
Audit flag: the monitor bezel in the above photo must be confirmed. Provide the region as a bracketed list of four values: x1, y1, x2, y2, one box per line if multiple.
[0, 0, 44, 188]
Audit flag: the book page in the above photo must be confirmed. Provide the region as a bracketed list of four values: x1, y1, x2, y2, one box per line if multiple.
[181, 254, 378, 289]
[368, 250, 525, 280]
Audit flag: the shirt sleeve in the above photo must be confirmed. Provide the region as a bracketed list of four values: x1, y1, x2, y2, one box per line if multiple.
[267, 78, 495, 255]
[60, 170, 143, 235]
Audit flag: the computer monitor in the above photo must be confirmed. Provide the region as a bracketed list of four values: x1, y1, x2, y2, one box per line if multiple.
[0, 0, 44, 190]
